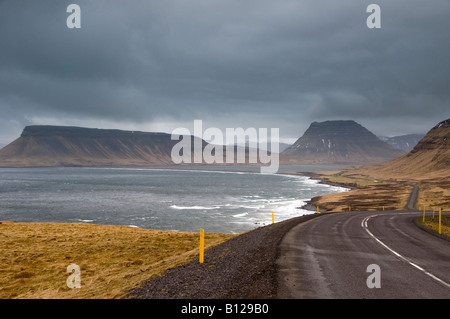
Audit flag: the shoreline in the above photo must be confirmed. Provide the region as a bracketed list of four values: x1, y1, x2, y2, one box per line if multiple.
[0, 165, 349, 234]
[282, 171, 354, 213]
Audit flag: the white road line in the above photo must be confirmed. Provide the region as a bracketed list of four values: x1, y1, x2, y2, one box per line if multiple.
[362, 214, 450, 289]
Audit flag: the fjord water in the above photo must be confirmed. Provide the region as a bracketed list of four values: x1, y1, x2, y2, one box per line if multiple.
[0, 166, 347, 233]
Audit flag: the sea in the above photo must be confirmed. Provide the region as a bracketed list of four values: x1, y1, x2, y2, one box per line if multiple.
[0, 165, 348, 234]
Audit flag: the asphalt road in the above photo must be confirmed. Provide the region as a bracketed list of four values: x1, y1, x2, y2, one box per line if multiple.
[277, 208, 450, 298]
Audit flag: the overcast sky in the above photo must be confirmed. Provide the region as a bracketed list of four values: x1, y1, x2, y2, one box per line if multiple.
[0, 0, 449, 145]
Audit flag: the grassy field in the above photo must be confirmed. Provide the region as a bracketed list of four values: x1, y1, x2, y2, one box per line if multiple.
[0, 221, 235, 299]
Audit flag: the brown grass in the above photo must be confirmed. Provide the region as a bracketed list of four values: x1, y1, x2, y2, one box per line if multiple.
[418, 215, 450, 238]
[0, 221, 235, 299]
[313, 184, 413, 212]
[416, 180, 450, 211]
[309, 171, 413, 212]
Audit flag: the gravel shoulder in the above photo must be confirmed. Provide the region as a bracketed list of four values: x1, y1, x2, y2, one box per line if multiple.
[125, 213, 322, 299]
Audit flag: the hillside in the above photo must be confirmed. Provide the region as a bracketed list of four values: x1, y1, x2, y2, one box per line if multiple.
[281, 120, 404, 164]
[354, 118, 450, 179]
[0, 126, 189, 167]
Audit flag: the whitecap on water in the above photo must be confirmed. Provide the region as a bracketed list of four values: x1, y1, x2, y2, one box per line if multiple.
[170, 205, 220, 210]
[232, 212, 249, 218]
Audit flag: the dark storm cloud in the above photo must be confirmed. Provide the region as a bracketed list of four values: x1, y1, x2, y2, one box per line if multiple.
[0, 0, 449, 143]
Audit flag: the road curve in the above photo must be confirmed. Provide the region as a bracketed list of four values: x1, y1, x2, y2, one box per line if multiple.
[277, 210, 450, 298]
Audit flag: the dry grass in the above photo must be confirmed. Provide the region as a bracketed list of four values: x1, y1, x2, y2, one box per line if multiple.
[313, 183, 413, 212]
[0, 221, 235, 299]
[316, 171, 390, 188]
[418, 215, 450, 238]
[309, 171, 413, 212]
[416, 180, 450, 211]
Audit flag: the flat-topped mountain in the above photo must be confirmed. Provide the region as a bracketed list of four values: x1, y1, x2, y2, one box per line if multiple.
[0, 125, 273, 168]
[281, 120, 405, 164]
[0, 125, 187, 167]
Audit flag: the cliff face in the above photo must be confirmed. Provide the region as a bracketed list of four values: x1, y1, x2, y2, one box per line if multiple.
[0, 126, 186, 167]
[281, 120, 404, 164]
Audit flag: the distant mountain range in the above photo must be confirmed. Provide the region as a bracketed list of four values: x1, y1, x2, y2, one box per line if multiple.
[281, 120, 405, 164]
[379, 134, 425, 152]
[0, 120, 440, 168]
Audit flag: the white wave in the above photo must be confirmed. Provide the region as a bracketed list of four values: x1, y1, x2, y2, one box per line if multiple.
[241, 198, 267, 203]
[78, 219, 94, 223]
[231, 204, 266, 209]
[170, 205, 220, 210]
[302, 178, 320, 185]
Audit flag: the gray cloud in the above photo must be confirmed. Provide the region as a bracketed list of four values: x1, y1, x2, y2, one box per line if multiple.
[0, 0, 449, 144]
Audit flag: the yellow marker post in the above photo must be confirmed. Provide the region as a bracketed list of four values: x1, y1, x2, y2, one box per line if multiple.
[439, 209, 442, 235]
[383, 206, 385, 211]
[433, 208, 435, 220]
[317, 206, 319, 214]
[349, 205, 351, 212]
[423, 208, 426, 223]
[199, 228, 205, 264]
[272, 212, 275, 224]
